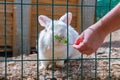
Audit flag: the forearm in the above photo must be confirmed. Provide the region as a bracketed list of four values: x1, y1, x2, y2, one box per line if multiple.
[91, 3, 120, 35]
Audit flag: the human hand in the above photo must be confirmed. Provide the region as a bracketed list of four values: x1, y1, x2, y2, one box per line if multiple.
[73, 26, 106, 55]
[73, 3, 120, 55]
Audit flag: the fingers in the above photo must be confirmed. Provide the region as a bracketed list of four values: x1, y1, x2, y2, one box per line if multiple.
[74, 33, 84, 45]
[79, 43, 94, 55]
[73, 33, 94, 55]
[73, 41, 84, 50]
[73, 42, 94, 55]
[73, 33, 84, 50]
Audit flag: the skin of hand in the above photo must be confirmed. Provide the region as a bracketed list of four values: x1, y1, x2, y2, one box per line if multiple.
[73, 24, 106, 55]
[73, 3, 120, 55]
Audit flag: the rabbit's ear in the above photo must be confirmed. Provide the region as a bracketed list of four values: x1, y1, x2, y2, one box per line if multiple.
[59, 12, 72, 25]
[38, 15, 51, 27]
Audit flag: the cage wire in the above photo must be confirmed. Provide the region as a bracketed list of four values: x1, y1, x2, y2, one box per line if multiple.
[0, 0, 120, 80]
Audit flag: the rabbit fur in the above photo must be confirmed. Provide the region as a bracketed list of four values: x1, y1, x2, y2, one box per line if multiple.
[37, 12, 80, 69]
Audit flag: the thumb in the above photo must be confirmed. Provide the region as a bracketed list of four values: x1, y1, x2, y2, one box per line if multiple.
[74, 33, 84, 45]
[73, 33, 84, 50]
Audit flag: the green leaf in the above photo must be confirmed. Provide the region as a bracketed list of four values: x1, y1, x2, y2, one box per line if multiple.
[54, 35, 68, 44]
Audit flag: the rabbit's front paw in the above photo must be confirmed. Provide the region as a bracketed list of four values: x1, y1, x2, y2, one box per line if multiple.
[39, 61, 50, 70]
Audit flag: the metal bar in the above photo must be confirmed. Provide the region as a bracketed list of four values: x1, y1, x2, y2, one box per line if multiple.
[66, 0, 69, 80]
[52, 0, 55, 79]
[80, 0, 84, 79]
[108, 0, 112, 80]
[20, 0, 24, 79]
[36, 0, 39, 79]
[95, 0, 98, 79]
[0, 57, 120, 62]
[4, 0, 7, 79]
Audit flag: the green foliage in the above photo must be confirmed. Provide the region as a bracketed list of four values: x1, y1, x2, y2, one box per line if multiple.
[54, 35, 67, 44]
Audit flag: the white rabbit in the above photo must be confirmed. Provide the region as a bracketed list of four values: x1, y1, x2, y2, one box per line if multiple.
[37, 12, 80, 69]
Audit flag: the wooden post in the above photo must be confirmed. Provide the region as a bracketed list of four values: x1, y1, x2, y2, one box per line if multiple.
[14, 0, 31, 56]
[77, 0, 81, 33]
[81, 0, 96, 30]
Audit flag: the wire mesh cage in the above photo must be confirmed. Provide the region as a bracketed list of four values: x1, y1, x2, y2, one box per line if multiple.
[0, 0, 120, 80]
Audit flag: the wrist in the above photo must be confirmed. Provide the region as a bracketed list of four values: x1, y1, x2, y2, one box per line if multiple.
[89, 20, 109, 38]
[97, 19, 110, 35]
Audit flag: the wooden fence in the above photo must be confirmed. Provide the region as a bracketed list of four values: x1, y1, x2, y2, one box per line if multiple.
[0, 0, 96, 56]
[0, 0, 16, 56]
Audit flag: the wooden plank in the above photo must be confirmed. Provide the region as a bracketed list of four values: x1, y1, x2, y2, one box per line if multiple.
[76, 0, 81, 33]
[0, 1, 14, 53]
[0, 0, 14, 2]
[31, 6, 78, 29]
[12, 7, 17, 56]
[31, 6, 77, 15]
[0, 21, 13, 24]
[0, 5, 13, 13]
[32, 0, 77, 4]
[0, 25, 13, 35]
[0, 18, 13, 21]
[0, 4, 13, 9]
[0, 31, 13, 36]
[0, 38, 13, 46]
[0, 49, 12, 52]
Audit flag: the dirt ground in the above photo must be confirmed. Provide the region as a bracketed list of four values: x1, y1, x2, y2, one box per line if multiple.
[0, 30, 120, 80]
